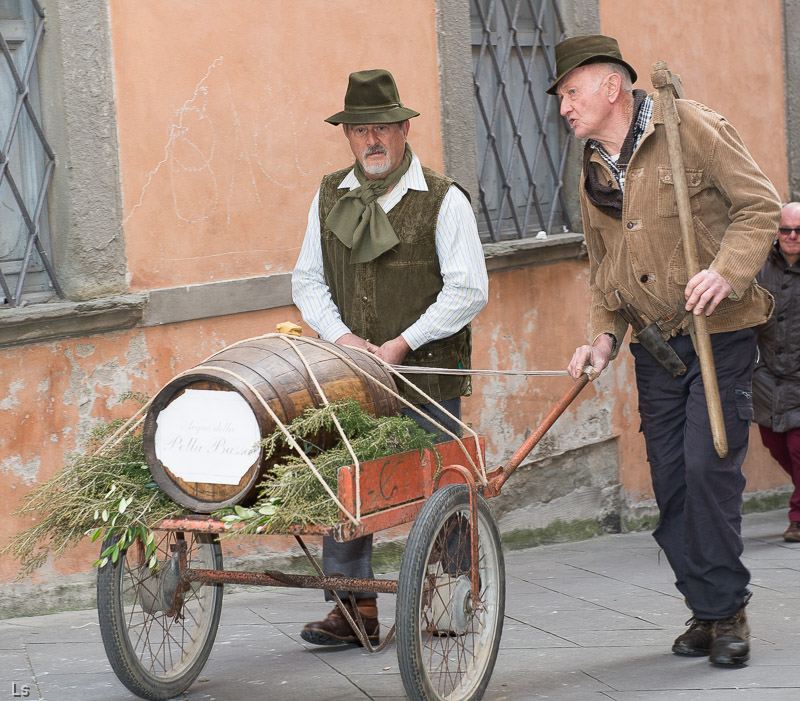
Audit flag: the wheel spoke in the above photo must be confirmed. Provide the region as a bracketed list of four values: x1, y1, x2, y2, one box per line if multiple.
[97, 530, 223, 700]
[398, 484, 505, 701]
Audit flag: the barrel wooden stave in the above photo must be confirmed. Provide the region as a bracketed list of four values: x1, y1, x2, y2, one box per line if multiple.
[143, 337, 399, 513]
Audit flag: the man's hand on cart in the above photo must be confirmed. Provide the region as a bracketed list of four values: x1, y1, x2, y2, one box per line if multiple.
[567, 333, 614, 380]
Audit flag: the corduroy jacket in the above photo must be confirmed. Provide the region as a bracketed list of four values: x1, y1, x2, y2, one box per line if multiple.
[580, 92, 781, 347]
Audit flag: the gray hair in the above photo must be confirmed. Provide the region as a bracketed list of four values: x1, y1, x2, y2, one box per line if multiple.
[592, 61, 633, 92]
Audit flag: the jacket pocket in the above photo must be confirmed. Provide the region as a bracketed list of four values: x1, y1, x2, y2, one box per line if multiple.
[733, 386, 754, 422]
[657, 167, 704, 218]
[722, 384, 754, 449]
[667, 216, 720, 286]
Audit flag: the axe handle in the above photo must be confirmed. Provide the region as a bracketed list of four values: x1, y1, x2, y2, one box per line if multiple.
[651, 61, 728, 458]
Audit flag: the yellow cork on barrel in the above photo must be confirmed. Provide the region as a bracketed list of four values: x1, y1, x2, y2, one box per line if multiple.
[276, 322, 303, 336]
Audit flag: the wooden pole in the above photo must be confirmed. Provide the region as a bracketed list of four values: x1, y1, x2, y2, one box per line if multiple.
[651, 61, 728, 458]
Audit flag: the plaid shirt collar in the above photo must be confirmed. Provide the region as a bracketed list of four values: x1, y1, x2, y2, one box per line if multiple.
[588, 95, 653, 192]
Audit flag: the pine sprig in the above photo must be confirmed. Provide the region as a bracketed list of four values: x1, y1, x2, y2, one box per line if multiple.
[4, 397, 440, 576]
[3, 397, 181, 577]
[215, 401, 438, 534]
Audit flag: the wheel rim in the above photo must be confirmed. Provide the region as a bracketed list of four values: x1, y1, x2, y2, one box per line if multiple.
[118, 531, 218, 681]
[417, 505, 503, 700]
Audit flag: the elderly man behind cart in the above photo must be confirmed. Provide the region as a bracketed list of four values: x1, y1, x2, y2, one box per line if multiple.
[553, 35, 781, 665]
[292, 69, 488, 646]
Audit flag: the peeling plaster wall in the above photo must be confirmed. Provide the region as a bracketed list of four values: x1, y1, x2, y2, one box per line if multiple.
[1, 0, 794, 615]
[0, 306, 305, 588]
[0, 261, 792, 614]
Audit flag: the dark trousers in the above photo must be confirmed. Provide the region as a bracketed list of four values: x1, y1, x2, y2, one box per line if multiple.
[322, 397, 462, 601]
[758, 424, 800, 522]
[631, 327, 756, 620]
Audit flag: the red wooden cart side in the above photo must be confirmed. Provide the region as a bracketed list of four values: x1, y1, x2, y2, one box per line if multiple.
[334, 435, 498, 540]
[158, 435, 497, 541]
[158, 374, 590, 541]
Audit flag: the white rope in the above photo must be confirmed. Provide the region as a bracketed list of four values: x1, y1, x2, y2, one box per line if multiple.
[391, 366, 569, 377]
[291, 337, 487, 485]
[94, 408, 150, 456]
[275, 334, 364, 521]
[186, 330, 567, 378]
[142, 331, 569, 517]
[174, 363, 360, 525]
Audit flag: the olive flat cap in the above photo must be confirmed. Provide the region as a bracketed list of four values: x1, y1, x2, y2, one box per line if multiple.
[546, 34, 637, 95]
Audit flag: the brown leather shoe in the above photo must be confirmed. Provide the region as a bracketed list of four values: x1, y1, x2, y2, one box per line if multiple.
[783, 521, 800, 542]
[300, 600, 379, 646]
[709, 606, 750, 666]
[672, 617, 713, 656]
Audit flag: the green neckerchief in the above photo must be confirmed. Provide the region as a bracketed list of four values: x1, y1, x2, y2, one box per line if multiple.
[324, 143, 413, 264]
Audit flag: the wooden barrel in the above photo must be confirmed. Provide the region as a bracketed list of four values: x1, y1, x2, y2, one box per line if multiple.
[143, 336, 400, 513]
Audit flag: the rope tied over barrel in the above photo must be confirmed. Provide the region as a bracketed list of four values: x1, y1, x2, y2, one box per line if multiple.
[107, 332, 571, 529]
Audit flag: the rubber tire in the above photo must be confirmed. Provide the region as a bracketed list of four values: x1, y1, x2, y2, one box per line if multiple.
[97, 531, 223, 700]
[397, 484, 505, 701]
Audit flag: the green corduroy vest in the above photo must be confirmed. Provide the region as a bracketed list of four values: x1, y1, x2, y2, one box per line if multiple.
[319, 165, 472, 404]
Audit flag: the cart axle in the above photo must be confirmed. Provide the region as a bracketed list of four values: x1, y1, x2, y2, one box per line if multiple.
[183, 566, 399, 594]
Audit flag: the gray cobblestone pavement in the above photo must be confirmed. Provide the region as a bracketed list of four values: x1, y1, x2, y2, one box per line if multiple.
[2, 509, 799, 701]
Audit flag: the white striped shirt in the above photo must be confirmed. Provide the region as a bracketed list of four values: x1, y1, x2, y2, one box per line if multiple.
[292, 153, 488, 350]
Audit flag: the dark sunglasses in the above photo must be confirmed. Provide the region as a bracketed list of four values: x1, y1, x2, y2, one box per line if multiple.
[778, 226, 800, 236]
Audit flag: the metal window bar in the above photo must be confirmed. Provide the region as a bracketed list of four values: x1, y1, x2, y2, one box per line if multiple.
[471, 0, 572, 241]
[0, 0, 61, 307]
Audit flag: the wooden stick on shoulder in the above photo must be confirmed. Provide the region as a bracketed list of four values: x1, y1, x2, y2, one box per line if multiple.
[651, 61, 728, 459]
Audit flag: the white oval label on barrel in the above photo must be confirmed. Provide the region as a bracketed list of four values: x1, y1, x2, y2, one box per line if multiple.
[154, 389, 261, 485]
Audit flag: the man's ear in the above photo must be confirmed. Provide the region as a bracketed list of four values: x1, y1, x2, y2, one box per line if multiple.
[607, 73, 623, 103]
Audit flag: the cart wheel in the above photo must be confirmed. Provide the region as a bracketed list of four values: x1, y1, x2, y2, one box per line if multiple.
[97, 531, 223, 701]
[397, 484, 505, 701]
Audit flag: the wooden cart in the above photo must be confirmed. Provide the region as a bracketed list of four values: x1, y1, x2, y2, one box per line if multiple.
[95, 376, 589, 701]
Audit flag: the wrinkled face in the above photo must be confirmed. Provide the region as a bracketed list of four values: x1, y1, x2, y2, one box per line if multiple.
[778, 204, 800, 263]
[556, 64, 613, 140]
[345, 121, 409, 178]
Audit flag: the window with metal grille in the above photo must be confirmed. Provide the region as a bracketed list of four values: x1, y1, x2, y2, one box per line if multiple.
[471, 0, 571, 242]
[0, 0, 59, 307]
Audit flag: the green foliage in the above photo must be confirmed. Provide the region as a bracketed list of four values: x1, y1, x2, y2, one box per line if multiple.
[5, 396, 437, 577]
[4, 395, 180, 577]
[215, 400, 437, 534]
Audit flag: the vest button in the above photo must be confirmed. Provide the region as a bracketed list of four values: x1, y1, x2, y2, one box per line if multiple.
[362, 296, 368, 302]
[626, 221, 634, 229]
[640, 274, 649, 283]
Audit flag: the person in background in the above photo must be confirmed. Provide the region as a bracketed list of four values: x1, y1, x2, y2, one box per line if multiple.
[753, 202, 800, 542]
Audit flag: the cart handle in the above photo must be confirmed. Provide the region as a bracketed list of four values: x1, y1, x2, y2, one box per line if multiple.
[491, 373, 590, 490]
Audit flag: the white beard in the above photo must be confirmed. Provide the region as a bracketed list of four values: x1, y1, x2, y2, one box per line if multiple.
[361, 149, 392, 176]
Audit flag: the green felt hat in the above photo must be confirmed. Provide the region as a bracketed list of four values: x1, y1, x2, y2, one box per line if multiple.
[325, 69, 420, 125]
[546, 34, 637, 95]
